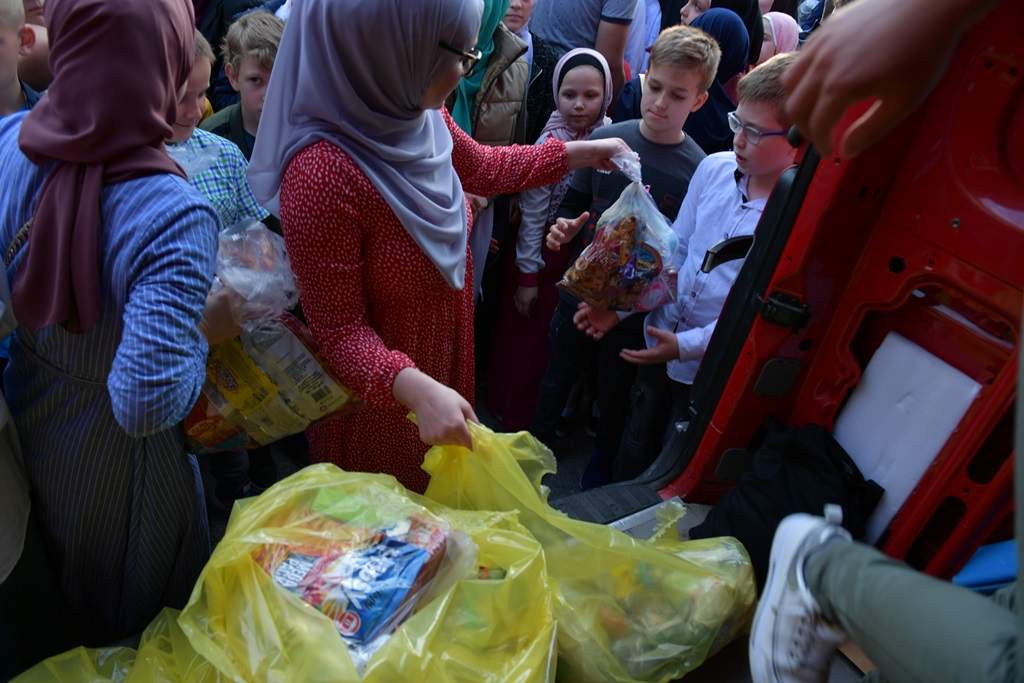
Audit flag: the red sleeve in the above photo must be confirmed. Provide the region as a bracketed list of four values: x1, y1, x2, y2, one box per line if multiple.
[280, 144, 416, 410]
[443, 108, 570, 197]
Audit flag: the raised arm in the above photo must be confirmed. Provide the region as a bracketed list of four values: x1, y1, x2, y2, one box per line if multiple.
[445, 108, 568, 197]
[444, 108, 634, 197]
[110, 201, 218, 437]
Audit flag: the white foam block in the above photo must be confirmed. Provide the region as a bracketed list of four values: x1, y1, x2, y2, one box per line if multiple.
[833, 332, 981, 543]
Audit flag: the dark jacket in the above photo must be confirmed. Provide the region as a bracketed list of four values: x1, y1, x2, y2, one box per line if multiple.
[524, 35, 560, 144]
[200, 103, 254, 160]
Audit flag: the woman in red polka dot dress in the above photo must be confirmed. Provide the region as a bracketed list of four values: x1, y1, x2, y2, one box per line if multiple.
[248, 0, 631, 492]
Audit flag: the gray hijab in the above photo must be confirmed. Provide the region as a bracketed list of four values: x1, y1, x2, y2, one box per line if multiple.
[248, 0, 484, 289]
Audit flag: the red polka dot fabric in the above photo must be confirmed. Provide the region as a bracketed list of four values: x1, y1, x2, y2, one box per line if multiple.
[279, 109, 568, 492]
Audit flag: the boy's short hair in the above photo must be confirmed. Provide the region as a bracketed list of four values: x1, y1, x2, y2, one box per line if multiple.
[648, 25, 721, 92]
[737, 52, 798, 126]
[0, 0, 25, 30]
[222, 10, 284, 73]
[195, 29, 216, 65]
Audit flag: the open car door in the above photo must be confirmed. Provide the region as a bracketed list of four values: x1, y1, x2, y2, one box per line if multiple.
[555, 0, 1023, 579]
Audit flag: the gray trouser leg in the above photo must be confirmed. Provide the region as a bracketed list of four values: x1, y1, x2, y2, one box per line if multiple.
[805, 541, 1017, 683]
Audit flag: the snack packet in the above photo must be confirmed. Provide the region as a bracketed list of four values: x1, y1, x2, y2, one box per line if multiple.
[559, 151, 678, 312]
[254, 508, 471, 673]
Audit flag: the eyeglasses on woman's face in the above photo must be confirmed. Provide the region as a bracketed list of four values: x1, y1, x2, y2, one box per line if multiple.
[439, 42, 483, 77]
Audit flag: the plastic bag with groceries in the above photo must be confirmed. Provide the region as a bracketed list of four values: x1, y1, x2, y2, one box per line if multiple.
[184, 220, 357, 453]
[559, 150, 679, 312]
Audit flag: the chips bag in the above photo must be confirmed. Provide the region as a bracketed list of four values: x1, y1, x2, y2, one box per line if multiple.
[558, 151, 679, 312]
[184, 221, 357, 453]
[424, 423, 757, 683]
[18, 467, 558, 683]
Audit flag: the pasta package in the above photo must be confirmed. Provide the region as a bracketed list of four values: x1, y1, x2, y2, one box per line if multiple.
[185, 312, 357, 452]
[559, 162, 679, 312]
[184, 221, 357, 453]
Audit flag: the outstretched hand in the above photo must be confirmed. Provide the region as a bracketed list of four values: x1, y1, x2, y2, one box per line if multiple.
[573, 302, 620, 341]
[784, 0, 989, 158]
[546, 212, 590, 251]
[620, 326, 680, 365]
[565, 137, 634, 172]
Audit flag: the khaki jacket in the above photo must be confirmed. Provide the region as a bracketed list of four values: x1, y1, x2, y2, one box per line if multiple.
[471, 24, 529, 146]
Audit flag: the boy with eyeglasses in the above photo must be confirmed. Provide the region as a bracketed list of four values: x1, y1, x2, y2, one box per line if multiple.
[571, 52, 798, 477]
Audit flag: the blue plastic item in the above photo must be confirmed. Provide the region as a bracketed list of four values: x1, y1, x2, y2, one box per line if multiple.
[952, 540, 1017, 594]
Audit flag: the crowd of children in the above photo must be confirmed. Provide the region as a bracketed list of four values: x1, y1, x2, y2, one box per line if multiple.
[0, 0, 835, 676]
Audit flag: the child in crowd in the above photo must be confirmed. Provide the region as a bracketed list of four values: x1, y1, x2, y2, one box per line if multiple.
[536, 25, 716, 488]
[613, 9, 750, 154]
[169, 30, 269, 229]
[0, 0, 38, 117]
[572, 52, 798, 481]
[758, 11, 800, 64]
[171, 30, 270, 508]
[486, 48, 613, 432]
[201, 11, 284, 160]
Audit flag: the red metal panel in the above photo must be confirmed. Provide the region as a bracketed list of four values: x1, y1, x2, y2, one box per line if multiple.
[661, 1, 1024, 577]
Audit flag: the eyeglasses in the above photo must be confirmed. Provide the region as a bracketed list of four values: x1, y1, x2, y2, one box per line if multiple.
[439, 42, 483, 77]
[727, 111, 788, 145]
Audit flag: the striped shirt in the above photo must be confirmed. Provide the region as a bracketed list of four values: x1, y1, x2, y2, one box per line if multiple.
[168, 127, 269, 229]
[0, 111, 219, 641]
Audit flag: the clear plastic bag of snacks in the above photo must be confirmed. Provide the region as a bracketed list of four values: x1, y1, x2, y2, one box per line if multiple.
[559, 152, 679, 312]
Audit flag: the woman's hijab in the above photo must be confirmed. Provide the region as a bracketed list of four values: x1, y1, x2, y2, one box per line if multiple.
[761, 11, 800, 62]
[452, 0, 511, 133]
[712, 0, 763, 65]
[248, 0, 485, 290]
[14, 0, 194, 332]
[683, 8, 750, 153]
[538, 48, 613, 143]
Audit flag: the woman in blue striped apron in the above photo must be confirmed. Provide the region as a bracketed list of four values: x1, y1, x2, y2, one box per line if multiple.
[0, 0, 228, 652]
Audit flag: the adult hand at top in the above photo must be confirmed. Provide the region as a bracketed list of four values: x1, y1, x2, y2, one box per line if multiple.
[784, 0, 995, 159]
[565, 137, 634, 172]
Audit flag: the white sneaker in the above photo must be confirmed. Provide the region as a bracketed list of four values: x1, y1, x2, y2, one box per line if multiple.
[749, 505, 852, 683]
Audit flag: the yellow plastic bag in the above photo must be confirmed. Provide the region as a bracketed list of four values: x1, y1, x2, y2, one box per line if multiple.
[18, 465, 556, 683]
[15, 609, 217, 683]
[424, 424, 756, 683]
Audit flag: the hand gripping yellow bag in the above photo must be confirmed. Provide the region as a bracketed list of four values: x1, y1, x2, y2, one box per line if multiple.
[423, 424, 756, 683]
[17, 465, 557, 683]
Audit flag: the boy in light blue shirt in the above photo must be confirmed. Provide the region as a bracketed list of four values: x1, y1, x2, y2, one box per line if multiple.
[573, 53, 799, 478]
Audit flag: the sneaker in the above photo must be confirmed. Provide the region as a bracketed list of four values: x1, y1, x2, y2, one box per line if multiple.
[749, 505, 852, 683]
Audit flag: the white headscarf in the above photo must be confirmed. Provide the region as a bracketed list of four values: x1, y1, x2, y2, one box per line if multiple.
[248, 0, 484, 289]
[539, 48, 613, 143]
